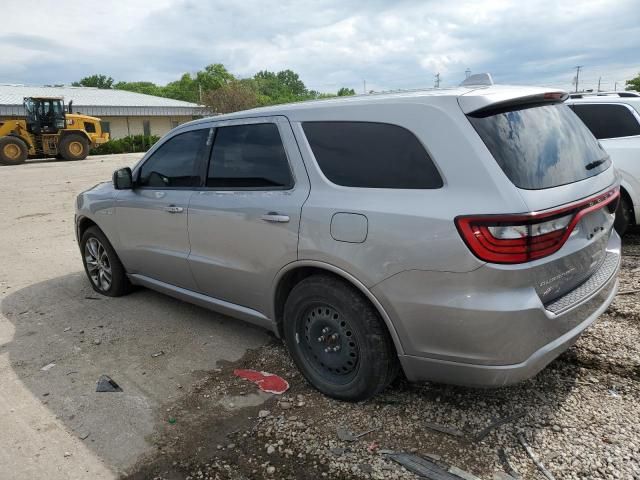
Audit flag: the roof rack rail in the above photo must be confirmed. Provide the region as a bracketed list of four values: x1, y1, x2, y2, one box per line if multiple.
[569, 91, 640, 99]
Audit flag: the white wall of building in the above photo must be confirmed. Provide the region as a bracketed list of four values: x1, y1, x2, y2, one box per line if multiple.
[100, 116, 194, 139]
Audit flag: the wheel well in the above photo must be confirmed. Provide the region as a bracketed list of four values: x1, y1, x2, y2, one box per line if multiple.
[77, 216, 98, 240]
[60, 130, 90, 143]
[620, 186, 636, 225]
[273, 266, 399, 355]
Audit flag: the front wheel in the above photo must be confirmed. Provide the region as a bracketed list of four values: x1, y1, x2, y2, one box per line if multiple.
[80, 226, 132, 297]
[59, 134, 89, 160]
[283, 275, 398, 401]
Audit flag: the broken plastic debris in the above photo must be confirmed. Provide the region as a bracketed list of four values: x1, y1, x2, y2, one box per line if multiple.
[151, 351, 165, 358]
[95, 375, 123, 392]
[41, 362, 56, 372]
[233, 369, 289, 394]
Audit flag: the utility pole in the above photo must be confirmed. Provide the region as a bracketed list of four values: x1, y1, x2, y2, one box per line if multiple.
[363, 80, 366, 94]
[465, 68, 471, 79]
[574, 66, 583, 93]
[614, 81, 618, 91]
[434, 73, 440, 88]
[597, 76, 601, 92]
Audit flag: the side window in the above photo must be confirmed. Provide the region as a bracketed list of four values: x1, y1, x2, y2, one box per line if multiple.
[207, 123, 293, 189]
[138, 129, 208, 188]
[100, 121, 111, 135]
[571, 104, 640, 139]
[302, 121, 443, 189]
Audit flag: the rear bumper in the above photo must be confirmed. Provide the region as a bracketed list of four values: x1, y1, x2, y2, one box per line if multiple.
[398, 276, 618, 386]
[373, 232, 621, 387]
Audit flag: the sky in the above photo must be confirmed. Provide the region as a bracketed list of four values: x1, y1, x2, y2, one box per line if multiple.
[1, 0, 638, 93]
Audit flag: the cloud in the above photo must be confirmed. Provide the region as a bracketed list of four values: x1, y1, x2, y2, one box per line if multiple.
[0, 0, 638, 93]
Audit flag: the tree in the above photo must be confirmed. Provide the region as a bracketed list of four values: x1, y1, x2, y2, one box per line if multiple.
[72, 74, 114, 89]
[114, 81, 162, 96]
[626, 73, 640, 92]
[337, 87, 356, 96]
[203, 80, 259, 113]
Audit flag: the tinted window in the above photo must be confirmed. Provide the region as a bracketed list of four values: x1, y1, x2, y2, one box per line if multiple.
[571, 103, 640, 139]
[207, 123, 293, 189]
[302, 122, 442, 189]
[468, 103, 610, 190]
[139, 129, 208, 188]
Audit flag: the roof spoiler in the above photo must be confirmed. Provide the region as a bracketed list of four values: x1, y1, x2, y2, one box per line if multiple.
[459, 90, 569, 115]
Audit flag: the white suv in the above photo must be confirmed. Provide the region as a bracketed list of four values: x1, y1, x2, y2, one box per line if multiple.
[567, 92, 640, 234]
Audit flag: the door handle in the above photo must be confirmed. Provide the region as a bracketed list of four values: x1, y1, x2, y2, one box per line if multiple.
[163, 205, 184, 214]
[261, 212, 290, 223]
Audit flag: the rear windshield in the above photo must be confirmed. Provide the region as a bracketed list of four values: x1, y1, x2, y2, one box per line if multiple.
[467, 103, 611, 190]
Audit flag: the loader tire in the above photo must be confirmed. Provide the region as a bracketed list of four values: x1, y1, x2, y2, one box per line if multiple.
[59, 134, 89, 161]
[0, 136, 28, 165]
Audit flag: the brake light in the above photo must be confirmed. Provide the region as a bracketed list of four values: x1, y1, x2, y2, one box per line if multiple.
[455, 188, 619, 264]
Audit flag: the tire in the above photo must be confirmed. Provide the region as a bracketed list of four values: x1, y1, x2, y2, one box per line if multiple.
[59, 134, 89, 160]
[614, 194, 633, 236]
[80, 226, 132, 297]
[283, 274, 399, 401]
[0, 136, 29, 165]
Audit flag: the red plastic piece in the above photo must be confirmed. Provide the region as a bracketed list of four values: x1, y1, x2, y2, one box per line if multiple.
[233, 369, 290, 394]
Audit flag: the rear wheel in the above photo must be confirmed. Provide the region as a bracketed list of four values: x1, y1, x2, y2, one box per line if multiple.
[614, 194, 633, 236]
[59, 134, 89, 160]
[283, 274, 398, 401]
[80, 226, 132, 297]
[0, 136, 28, 165]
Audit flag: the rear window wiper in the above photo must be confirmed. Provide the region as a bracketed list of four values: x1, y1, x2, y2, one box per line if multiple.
[585, 158, 607, 170]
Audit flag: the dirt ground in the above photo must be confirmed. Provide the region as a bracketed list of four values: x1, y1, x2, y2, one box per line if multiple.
[1, 155, 639, 480]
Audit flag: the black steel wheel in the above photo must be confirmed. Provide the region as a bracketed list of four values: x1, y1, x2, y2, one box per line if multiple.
[283, 274, 398, 401]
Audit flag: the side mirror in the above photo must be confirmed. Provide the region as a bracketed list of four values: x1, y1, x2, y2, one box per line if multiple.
[113, 167, 133, 190]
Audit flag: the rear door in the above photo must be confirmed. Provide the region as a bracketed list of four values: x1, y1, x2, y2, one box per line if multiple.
[187, 116, 310, 315]
[466, 101, 618, 303]
[115, 127, 211, 290]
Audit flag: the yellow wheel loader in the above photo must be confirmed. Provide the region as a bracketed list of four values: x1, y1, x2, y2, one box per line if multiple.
[0, 97, 109, 165]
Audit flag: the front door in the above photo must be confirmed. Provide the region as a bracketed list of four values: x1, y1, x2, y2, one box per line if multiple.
[115, 127, 211, 290]
[187, 117, 310, 315]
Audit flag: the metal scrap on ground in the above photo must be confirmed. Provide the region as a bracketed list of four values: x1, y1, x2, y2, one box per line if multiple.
[385, 452, 465, 480]
[336, 425, 380, 442]
[233, 369, 289, 394]
[517, 434, 556, 480]
[474, 412, 525, 441]
[424, 421, 466, 438]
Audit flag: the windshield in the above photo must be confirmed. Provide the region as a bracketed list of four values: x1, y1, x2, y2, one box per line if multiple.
[467, 103, 611, 190]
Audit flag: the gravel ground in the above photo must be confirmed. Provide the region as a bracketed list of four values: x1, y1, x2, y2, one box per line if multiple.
[125, 229, 640, 480]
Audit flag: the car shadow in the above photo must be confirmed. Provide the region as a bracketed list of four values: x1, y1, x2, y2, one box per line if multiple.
[0, 272, 269, 474]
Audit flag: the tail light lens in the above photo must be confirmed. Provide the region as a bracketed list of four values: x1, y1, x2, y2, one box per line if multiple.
[455, 188, 619, 264]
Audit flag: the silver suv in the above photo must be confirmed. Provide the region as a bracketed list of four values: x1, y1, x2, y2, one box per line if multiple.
[76, 85, 621, 400]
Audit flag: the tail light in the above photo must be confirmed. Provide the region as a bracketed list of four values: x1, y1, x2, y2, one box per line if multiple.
[455, 188, 619, 264]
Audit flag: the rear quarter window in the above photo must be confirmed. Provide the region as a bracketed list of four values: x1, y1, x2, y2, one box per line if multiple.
[467, 103, 611, 190]
[302, 121, 442, 189]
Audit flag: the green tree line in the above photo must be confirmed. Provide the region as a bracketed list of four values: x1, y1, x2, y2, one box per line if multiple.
[73, 65, 356, 113]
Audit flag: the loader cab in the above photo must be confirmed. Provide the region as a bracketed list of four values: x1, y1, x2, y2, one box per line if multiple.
[23, 97, 66, 135]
